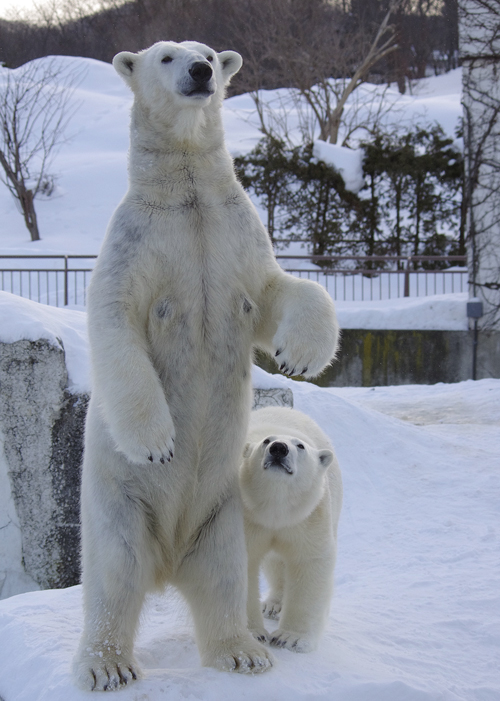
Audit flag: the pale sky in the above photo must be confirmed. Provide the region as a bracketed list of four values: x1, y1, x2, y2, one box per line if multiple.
[0, 0, 44, 20]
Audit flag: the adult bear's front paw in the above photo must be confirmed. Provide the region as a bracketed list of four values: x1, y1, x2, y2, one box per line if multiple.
[273, 325, 336, 379]
[111, 400, 176, 465]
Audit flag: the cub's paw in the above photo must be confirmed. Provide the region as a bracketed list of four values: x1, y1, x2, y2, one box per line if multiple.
[269, 629, 316, 653]
[202, 634, 274, 674]
[262, 598, 282, 620]
[73, 647, 141, 691]
[249, 626, 270, 644]
[113, 402, 176, 465]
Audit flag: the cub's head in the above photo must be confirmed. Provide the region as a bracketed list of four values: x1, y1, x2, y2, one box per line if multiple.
[113, 40, 242, 112]
[240, 434, 334, 530]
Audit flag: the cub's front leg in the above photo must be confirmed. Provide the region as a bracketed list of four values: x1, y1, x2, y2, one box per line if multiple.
[256, 271, 339, 379]
[270, 552, 335, 653]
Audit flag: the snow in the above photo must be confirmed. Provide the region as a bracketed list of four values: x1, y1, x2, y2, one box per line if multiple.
[1, 56, 497, 700]
[312, 142, 365, 193]
[0, 371, 499, 701]
[0, 291, 89, 393]
[335, 293, 469, 331]
[0, 58, 463, 255]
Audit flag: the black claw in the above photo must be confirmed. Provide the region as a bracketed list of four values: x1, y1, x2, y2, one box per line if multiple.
[275, 349, 282, 357]
[302, 366, 308, 375]
[280, 362, 286, 371]
[160, 457, 165, 465]
[148, 455, 153, 462]
[169, 450, 173, 459]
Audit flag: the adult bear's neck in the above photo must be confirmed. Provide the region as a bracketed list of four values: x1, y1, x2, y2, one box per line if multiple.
[129, 100, 226, 156]
[127, 103, 235, 193]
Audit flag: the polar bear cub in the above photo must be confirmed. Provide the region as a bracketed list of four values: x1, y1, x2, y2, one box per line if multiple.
[240, 406, 343, 653]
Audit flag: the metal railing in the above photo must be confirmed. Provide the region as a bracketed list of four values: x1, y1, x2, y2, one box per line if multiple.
[0, 254, 468, 306]
[0, 255, 97, 307]
[275, 255, 468, 301]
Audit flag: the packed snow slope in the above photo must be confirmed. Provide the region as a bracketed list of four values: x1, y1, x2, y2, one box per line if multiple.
[0, 368, 498, 701]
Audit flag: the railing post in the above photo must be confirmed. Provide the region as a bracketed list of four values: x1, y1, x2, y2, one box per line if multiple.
[404, 257, 411, 297]
[64, 256, 69, 306]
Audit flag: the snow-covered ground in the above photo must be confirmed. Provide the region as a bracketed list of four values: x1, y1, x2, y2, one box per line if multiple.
[0, 364, 498, 701]
[1, 57, 497, 700]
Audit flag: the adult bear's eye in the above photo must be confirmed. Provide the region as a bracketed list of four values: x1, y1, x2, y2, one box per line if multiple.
[207, 55, 214, 62]
[162, 55, 173, 64]
[297, 443, 305, 450]
[263, 438, 270, 445]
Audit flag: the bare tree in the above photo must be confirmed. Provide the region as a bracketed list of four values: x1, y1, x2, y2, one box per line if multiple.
[0, 57, 82, 241]
[232, 0, 402, 146]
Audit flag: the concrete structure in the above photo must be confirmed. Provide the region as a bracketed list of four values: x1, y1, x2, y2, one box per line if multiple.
[459, 0, 500, 330]
[256, 328, 500, 387]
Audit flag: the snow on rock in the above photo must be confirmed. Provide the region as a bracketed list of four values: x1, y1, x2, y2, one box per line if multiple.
[312, 141, 365, 193]
[0, 292, 90, 393]
[0, 374, 499, 701]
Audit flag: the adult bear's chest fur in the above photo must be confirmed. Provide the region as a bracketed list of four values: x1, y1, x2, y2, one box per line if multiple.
[130, 177, 263, 384]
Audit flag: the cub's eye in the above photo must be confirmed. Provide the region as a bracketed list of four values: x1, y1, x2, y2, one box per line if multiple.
[297, 444, 305, 450]
[263, 438, 270, 445]
[207, 55, 214, 62]
[162, 55, 173, 64]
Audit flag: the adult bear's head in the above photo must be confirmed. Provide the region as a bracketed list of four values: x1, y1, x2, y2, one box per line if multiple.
[113, 42, 241, 135]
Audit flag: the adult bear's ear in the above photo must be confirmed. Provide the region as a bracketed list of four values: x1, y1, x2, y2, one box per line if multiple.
[113, 51, 138, 85]
[318, 449, 334, 469]
[218, 50, 243, 84]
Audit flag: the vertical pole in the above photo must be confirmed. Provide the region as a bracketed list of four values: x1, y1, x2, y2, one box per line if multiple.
[404, 257, 411, 297]
[472, 318, 478, 380]
[64, 256, 68, 306]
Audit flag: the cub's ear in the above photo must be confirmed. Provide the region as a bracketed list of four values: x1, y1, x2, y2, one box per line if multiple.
[113, 51, 138, 85]
[318, 449, 334, 469]
[218, 50, 243, 84]
[243, 442, 253, 459]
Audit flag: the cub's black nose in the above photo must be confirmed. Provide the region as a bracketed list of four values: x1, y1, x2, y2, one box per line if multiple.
[189, 62, 213, 83]
[269, 441, 289, 458]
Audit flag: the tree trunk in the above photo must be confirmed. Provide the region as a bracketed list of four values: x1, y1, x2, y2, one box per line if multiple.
[20, 187, 40, 242]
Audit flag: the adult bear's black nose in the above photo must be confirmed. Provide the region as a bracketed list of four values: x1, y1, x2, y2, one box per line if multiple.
[269, 441, 289, 458]
[189, 62, 213, 83]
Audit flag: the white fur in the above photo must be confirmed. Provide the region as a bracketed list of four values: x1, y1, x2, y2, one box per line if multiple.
[240, 407, 343, 653]
[73, 41, 339, 691]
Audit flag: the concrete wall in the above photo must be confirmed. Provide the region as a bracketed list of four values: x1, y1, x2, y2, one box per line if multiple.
[256, 329, 500, 387]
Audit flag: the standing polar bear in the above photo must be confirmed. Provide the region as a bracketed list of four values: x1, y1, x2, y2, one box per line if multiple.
[73, 40, 339, 691]
[240, 407, 343, 653]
